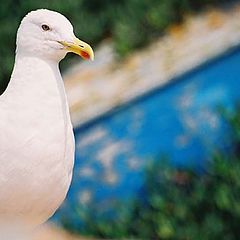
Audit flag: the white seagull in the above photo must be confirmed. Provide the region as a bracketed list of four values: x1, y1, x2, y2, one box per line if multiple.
[0, 9, 94, 232]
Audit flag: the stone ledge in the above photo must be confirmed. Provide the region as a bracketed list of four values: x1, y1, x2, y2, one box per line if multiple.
[33, 224, 90, 240]
[64, 3, 240, 127]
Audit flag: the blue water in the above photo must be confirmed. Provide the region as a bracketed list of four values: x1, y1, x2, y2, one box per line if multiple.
[55, 47, 240, 222]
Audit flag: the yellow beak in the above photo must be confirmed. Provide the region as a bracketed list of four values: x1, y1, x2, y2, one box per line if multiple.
[59, 37, 94, 61]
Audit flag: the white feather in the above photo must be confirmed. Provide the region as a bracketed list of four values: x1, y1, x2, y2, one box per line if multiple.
[0, 9, 75, 230]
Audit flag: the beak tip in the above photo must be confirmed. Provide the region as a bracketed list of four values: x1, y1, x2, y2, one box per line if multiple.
[62, 37, 94, 61]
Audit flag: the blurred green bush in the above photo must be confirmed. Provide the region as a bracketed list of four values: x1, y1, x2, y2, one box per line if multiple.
[0, 0, 229, 93]
[61, 106, 240, 239]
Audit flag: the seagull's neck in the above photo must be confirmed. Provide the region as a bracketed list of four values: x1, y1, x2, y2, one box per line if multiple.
[3, 53, 69, 124]
[5, 53, 64, 101]
[6, 54, 61, 96]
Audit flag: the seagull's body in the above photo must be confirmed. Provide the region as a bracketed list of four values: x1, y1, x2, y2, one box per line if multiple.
[0, 55, 74, 227]
[0, 9, 94, 229]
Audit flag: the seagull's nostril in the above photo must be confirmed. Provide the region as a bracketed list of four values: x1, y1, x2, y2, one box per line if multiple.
[79, 45, 84, 48]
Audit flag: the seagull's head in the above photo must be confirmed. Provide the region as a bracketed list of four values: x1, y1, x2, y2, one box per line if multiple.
[16, 9, 94, 62]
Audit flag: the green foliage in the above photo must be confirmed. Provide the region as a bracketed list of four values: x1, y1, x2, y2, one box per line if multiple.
[125, 155, 240, 240]
[0, 0, 230, 94]
[60, 107, 240, 239]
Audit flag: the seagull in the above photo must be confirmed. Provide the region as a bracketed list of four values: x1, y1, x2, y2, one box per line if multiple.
[0, 9, 94, 233]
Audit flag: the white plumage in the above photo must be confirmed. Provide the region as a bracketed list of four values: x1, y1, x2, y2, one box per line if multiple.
[0, 9, 93, 231]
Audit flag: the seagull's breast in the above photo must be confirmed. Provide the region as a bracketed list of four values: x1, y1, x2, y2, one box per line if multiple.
[0, 56, 74, 226]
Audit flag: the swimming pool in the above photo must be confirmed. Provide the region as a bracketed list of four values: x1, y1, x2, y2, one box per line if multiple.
[56, 47, 240, 223]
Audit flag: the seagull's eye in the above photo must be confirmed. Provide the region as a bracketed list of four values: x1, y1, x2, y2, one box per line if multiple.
[42, 24, 50, 31]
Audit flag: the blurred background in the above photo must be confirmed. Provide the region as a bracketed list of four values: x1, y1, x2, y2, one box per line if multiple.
[1, 0, 240, 239]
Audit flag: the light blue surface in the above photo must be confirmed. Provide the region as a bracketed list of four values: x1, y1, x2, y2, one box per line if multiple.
[56, 47, 240, 222]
